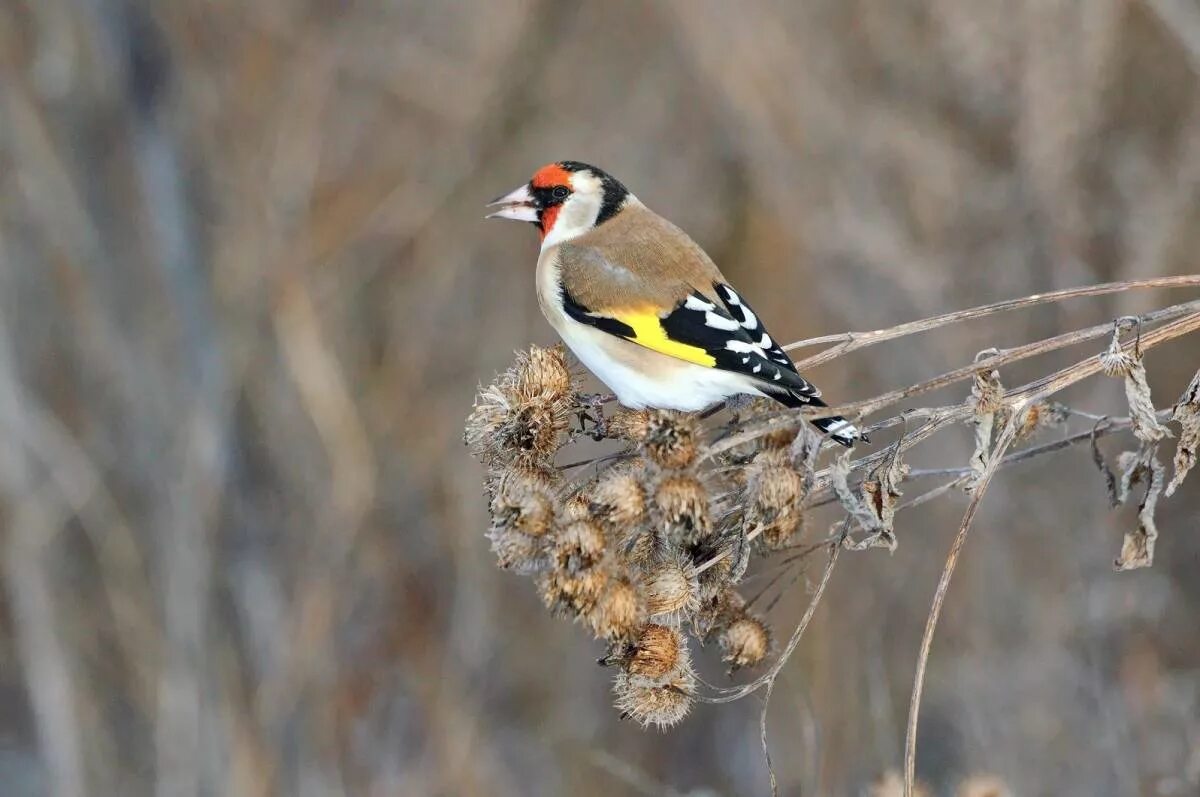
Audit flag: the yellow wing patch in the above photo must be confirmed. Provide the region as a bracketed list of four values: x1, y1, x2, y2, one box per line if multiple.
[612, 308, 717, 367]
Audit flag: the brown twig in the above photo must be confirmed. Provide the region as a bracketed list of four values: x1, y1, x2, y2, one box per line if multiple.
[902, 415, 1019, 795]
[785, 275, 1200, 367]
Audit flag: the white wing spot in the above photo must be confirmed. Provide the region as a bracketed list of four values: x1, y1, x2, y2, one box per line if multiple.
[739, 305, 758, 329]
[772, 371, 782, 380]
[752, 364, 762, 373]
[704, 311, 741, 331]
[741, 356, 750, 364]
[720, 285, 742, 306]
[684, 294, 715, 311]
[760, 333, 772, 348]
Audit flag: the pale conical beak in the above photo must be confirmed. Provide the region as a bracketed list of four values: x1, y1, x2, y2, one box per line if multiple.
[486, 184, 539, 222]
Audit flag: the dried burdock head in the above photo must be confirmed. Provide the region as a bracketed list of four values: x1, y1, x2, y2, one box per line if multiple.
[487, 526, 545, 573]
[1015, 400, 1070, 441]
[1166, 368, 1199, 497]
[586, 577, 643, 641]
[590, 467, 647, 527]
[513, 343, 574, 401]
[693, 586, 746, 639]
[758, 425, 799, 452]
[720, 615, 771, 672]
[607, 407, 652, 441]
[746, 452, 807, 549]
[612, 668, 694, 730]
[691, 533, 744, 608]
[465, 345, 577, 468]
[619, 527, 660, 574]
[554, 518, 607, 574]
[560, 494, 591, 522]
[620, 623, 689, 682]
[955, 774, 1013, 797]
[537, 567, 609, 617]
[641, 554, 700, 623]
[1099, 324, 1137, 377]
[639, 410, 700, 470]
[653, 474, 712, 544]
[489, 468, 556, 538]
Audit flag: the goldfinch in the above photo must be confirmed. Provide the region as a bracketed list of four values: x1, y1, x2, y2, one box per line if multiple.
[487, 161, 862, 446]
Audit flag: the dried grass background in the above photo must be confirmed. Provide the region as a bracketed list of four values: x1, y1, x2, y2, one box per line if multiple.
[1, 1, 1199, 795]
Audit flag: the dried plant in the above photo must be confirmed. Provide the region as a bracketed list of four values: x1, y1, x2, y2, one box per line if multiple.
[466, 277, 1200, 788]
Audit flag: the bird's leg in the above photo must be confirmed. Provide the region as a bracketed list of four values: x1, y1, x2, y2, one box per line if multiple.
[574, 392, 615, 440]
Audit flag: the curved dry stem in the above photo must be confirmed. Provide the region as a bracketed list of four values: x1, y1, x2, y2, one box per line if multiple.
[902, 417, 1019, 795]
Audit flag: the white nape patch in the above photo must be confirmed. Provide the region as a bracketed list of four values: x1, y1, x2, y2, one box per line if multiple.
[704, 312, 741, 331]
[759, 333, 772, 348]
[752, 364, 762, 373]
[739, 305, 758, 329]
[684, 295, 715, 311]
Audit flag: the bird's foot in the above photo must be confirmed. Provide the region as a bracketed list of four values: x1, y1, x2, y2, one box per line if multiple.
[575, 392, 615, 440]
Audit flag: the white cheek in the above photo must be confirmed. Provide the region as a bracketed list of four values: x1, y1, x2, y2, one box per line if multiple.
[540, 193, 602, 249]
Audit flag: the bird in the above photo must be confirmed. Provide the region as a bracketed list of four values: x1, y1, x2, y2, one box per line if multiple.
[486, 160, 862, 446]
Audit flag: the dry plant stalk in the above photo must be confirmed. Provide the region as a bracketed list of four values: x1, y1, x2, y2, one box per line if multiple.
[465, 278, 1200, 777]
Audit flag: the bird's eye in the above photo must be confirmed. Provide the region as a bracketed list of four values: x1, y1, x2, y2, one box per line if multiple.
[552, 186, 570, 200]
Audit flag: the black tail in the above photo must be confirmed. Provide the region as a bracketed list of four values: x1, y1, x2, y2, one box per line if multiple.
[771, 393, 863, 447]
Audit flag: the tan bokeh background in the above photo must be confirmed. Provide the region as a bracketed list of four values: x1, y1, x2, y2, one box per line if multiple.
[1, 1, 1199, 795]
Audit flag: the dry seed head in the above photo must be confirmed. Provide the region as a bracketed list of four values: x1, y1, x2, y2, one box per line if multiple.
[465, 387, 570, 469]
[641, 410, 700, 470]
[586, 577, 643, 641]
[621, 527, 663, 574]
[513, 344, 573, 402]
[554, 519, 607, 573]
[607, 408, 652, 441]
[642, 556, 700, 622]
[759, 426, 798, 452]
[1100, 330, 1136, 377]
[590, 468, 647, 527]
[694, 586, 747, 639]
[1016, 400, 1070, 441]
[625, 623, 687, 681]
[654, 474, 711, 543]
[748, 462, 806, 549]
[695, 554, 733, 608]
[612, 669, 693, 729]
[486, 526, 544, 572]
[720, 616, 771, 671]
[537, 567, 609, 617]
[560, 494, 591, 522]
[490, 469, 556, 538]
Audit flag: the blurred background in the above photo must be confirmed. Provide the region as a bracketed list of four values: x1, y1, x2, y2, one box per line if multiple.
[1, 1, 1199, 795]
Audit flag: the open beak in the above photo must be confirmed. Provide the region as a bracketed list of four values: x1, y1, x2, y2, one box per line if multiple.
[486, 184, 540, 222]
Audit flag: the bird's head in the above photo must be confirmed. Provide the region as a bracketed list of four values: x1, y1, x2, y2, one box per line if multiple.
[487, 161, 631, 248]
